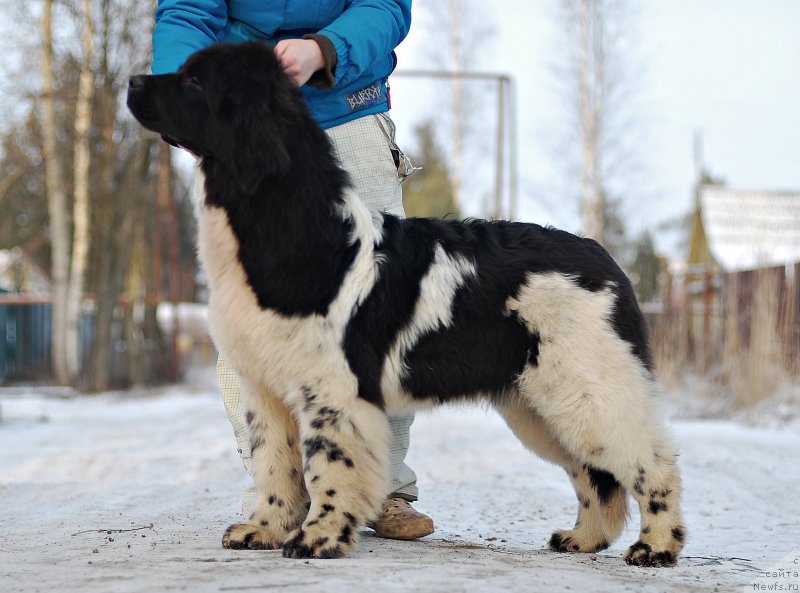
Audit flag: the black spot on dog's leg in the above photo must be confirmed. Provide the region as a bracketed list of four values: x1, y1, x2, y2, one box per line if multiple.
[526, 331, 540, 366]
[301, 386, 316, 410]
[650, 551, 677, 567]
[648, 500, 668, 514]
[337, 525, 353, 545]
[283, 530, 313, 559]
[626, 540, 651, 557]
[250, 433, 264, 454]
[633, 467, 646, 496]
[671, 526, 685, 543]
[586, 465, 622, 505]
[318, 546, 344, 559]
[304, 436, 327, 459]
[549, 532, 574, 552]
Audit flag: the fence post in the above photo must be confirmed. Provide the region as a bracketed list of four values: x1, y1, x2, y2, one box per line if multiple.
[702, 267, 714, 370]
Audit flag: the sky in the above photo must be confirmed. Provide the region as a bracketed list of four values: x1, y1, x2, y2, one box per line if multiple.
[8, 0, 792, 261]
[388, 0, 800, 256]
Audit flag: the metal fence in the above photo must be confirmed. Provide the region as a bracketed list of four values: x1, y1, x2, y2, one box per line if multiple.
[0, 295, 211, 388]
[0, 295, 53, 383]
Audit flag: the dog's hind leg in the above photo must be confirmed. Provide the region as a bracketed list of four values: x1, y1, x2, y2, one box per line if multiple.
[222, 377, 308, 550]
[496, 398, 628, 553]
[508, 274, 685, 566]
[281, 385, 391, 559]
[516, 367, 686, 567]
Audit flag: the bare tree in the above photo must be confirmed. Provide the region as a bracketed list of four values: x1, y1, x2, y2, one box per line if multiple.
[577, 0, 604, 240]
[446, 0, 466, 210]
[417, 0, 495, 213]
[553, 0, 640, 245]
[40, 0, 71, 384]
[2, 0, 194, 389]
[66, 0, 96, 380]
[87, 0, 157, 390]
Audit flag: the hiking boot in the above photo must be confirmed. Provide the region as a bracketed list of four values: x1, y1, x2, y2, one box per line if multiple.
[367, 497, 434, 540]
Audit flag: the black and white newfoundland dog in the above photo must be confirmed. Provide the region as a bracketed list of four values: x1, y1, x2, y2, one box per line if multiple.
[127, 41, 685, 566]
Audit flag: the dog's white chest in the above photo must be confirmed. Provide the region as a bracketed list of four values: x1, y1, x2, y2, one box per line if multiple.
[196, 205, 358, 399]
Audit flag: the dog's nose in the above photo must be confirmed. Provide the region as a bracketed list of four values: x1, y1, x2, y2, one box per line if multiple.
[128, 75, 146, 91]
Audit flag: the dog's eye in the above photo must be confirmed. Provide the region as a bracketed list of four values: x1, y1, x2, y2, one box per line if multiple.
[183, 76, 202, 90]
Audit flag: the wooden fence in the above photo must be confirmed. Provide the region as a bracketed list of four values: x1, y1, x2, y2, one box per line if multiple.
[646, 262, 800, 404]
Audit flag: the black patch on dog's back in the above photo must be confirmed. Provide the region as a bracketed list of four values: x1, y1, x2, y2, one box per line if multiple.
[343, 217, 650, 405]
[342, 216, 439, 407]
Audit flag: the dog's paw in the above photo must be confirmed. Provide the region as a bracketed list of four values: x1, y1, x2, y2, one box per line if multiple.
[281, 529, 344, 559]
[282, 514, 358, 559]
[549, 529, 609, 553]
[222, 522, 286, 550]
[623, 540, 678, 567]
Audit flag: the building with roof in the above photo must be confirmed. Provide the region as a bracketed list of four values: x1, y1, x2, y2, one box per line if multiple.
[688, 185, 800, 272]
[0, 249, 52, 295]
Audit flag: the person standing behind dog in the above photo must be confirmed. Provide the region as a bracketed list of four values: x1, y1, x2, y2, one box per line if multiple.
[151, 0, 433, 540]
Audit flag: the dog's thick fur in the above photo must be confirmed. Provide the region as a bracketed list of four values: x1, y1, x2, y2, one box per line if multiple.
[127, 42, 685, 566]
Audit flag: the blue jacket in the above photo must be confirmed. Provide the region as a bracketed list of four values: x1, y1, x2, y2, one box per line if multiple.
[152, 0, 412, 128]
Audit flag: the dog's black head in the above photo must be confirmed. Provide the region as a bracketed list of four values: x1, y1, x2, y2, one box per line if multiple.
[127, 42, 302, 193]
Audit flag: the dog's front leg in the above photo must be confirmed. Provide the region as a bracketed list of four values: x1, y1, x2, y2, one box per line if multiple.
[282, 386, 391, 559]
[222, 377, 308, 550]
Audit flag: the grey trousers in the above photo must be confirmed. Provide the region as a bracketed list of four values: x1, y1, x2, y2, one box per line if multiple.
[206, 113, 419, 518]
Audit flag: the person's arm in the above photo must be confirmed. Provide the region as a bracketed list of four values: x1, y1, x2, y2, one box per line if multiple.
[312, 0, 412, 88]
[152, 0, 228, 74]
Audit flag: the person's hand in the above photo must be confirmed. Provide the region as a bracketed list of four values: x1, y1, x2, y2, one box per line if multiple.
[275, 39, 325, 87]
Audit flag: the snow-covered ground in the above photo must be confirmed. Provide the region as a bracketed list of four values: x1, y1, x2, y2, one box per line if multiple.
[1, 367, 798, 593]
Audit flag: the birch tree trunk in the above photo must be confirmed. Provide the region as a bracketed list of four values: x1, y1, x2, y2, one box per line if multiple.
[66, 0, 95, 382]
[88, 0, 116, 392]
[40, 0, 70, 384]
[447, 0, 465, 212]
[578, 0, 605, 242]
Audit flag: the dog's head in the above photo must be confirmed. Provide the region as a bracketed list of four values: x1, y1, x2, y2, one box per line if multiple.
[127, 42, 300, 193]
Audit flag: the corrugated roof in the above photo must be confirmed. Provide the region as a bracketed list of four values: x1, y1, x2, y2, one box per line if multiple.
[699, 185, 800, 272]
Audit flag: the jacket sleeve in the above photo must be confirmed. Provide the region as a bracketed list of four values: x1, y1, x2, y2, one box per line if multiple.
[316, 0, 412, 87]
[152, 0, 228, 74]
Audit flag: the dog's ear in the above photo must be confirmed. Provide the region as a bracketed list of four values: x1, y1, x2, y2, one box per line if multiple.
[209, 80, 294, 194]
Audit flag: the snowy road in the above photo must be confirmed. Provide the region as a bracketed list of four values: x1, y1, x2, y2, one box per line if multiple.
[1, 372, 798, 593]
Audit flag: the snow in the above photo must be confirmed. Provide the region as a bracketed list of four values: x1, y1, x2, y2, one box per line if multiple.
[1, 367, 798, 593]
